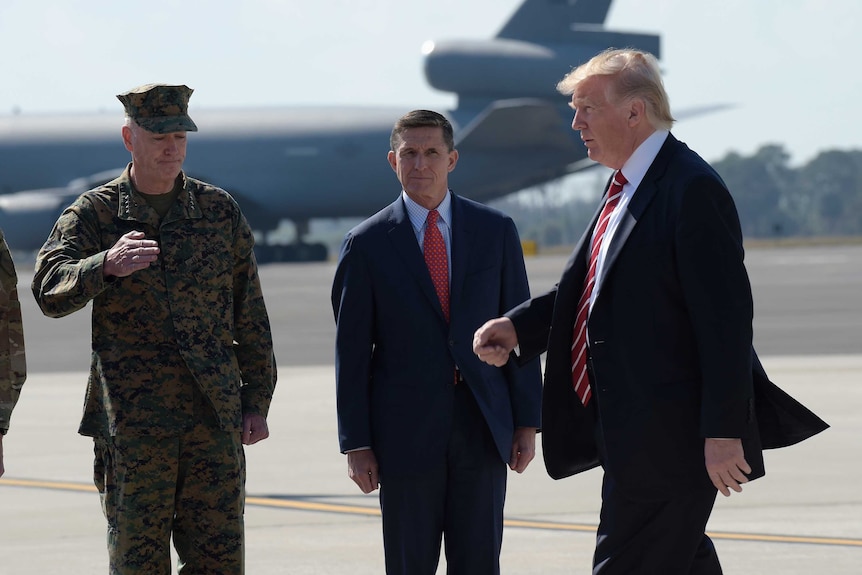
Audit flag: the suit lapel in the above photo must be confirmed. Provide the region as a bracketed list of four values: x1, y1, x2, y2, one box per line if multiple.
[551, 193, 604, 332]
[559, 172, 609, 298]
[595, 135, 679, 296]
[387, 197, 449, 323]
[449, 193, 471, 318]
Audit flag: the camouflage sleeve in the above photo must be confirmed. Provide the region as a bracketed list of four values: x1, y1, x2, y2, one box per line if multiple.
[231, 211, 276, 418]
[0, 231, 26, 433]
[31, 201, 111, 319]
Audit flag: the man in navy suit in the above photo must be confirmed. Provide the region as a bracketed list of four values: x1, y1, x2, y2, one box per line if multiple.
[473, 49, 827, 574]
[332, 109, 542, 575]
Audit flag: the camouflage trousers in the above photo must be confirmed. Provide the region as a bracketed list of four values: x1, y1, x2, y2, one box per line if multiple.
[93, 423, 246, 574]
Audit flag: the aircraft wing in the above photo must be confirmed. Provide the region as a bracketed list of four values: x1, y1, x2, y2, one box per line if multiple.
[674, 103, 735, 121]
[455, 98, 578, 153]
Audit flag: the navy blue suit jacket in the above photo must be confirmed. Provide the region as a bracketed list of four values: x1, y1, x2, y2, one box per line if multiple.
[509, 134, 827, 500]
[332, 192, 542, 476]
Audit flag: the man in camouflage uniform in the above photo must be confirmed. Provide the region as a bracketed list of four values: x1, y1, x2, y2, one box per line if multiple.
[0, 228, 26, 478]
[31, 84, 276, 574]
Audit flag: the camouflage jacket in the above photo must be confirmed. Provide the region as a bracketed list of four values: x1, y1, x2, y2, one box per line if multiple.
[31, 165, 276, 437]
[0, 229, 26, 434]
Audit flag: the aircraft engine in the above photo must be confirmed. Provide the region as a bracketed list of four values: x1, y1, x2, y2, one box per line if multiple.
[423, 30, 660, 101]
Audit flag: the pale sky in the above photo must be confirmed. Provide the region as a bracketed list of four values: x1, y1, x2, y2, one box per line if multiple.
[1, 0, 859, 166]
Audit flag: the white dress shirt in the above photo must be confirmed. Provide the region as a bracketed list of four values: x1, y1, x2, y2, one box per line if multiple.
[590, 130, 669, 309]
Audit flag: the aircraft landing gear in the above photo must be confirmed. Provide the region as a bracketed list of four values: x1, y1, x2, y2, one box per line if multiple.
[252, 219, 329, 263]
[254, 241, 328, 263]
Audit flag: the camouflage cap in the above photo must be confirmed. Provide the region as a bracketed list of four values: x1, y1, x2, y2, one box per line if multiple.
[116, 83, 198, 134]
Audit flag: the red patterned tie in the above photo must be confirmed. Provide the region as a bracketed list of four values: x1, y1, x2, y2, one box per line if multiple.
[424, 209, 450, 322]
[571, 171, 627, 406]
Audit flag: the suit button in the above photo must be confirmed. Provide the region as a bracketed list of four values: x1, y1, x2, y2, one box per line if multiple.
[448, 340, 455, 347]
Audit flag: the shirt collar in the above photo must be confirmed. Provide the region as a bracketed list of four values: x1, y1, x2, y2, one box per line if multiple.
[402, 190, 453, 233]
[620, 130, 669, 192]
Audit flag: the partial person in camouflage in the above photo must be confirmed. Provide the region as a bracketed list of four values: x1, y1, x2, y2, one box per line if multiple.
[0, 227, 26, 478]
[31, 84, 276, 574]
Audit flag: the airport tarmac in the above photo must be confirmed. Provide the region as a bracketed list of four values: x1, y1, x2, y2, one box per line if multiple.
[2, 244, 861, 573]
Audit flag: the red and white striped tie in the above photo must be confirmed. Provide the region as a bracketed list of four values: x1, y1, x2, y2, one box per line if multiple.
[571, 171, 627, 406]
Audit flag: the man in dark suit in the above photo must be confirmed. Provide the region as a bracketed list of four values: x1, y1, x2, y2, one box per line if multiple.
[332, 109, 543, 575]
[473, 49, 827, 574]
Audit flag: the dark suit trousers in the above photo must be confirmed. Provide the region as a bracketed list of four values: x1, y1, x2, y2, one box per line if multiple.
[379, 382, 507, 575]
[585, 363, 722, 574]
[593, 473, 722, 575]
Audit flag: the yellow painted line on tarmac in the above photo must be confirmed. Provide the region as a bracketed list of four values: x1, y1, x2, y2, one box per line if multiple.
[4, 477, 861, 548]
[705, 531, 862, 547]
[1, 477, 96, 493]
[504, 518, 594, 532]
[501, 517, 862, 547]
[245, 496, 380, 516]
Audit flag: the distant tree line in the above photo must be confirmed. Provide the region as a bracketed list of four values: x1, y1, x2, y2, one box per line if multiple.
[713, 145, 862, 238]
[492, 145, 862, 247]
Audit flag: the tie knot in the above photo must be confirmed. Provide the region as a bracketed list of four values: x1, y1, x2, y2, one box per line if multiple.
[612, 170, 628, 188]
[426, 209, 439, 225]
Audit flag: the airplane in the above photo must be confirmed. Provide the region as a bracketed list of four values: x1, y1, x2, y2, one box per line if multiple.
[0, 0, 660, 262]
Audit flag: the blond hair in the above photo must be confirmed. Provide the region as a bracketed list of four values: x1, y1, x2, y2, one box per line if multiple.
[557, 48, 675, 130]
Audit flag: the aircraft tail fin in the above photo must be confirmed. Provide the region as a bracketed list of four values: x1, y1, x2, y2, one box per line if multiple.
[497, 0, 613, 42]
[424, 0, 659, 104]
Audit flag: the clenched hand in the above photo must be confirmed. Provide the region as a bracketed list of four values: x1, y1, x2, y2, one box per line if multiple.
[473, 317, 518, 367]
